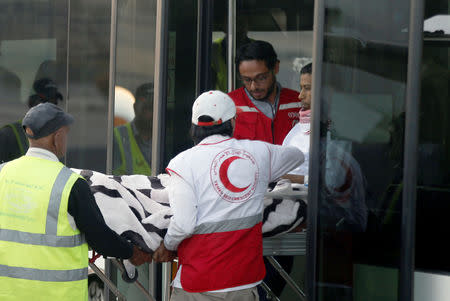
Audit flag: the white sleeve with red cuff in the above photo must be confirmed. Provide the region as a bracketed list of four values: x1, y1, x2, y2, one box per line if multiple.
[163, 170, 198, 251]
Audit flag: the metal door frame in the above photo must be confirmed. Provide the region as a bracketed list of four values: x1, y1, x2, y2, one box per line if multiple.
[306, 0, 425, 300]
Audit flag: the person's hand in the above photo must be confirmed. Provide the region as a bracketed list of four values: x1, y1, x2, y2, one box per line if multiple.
[153, 242, 177, 262]
[129, 245, 152, 266]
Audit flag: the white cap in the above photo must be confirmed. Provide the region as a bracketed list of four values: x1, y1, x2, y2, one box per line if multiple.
[192, 90, 236, 126]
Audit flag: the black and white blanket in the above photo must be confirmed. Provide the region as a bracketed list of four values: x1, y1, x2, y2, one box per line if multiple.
[72, 169, 307, 255]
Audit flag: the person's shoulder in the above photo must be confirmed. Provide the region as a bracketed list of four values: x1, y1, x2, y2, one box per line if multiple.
[233, 138, 271, 151]
[167, 147, 195, 170]
[70, 175, 91, 195]
[0, 123, 17, 138]
[228, 87, 246, 102]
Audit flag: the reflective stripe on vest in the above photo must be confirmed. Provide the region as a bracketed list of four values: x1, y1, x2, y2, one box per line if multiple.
[0, 264, 87, 282]
[0, 163, 5, 172]
[178, 222, 265, 292]
[0, 229, 83, 247]
[194, 213, 262, 234]
[47, 167, 76, 234]
[236, 106, 259, 113]
[0, 166, 83, 247]
[116, 125, 134, 175]
[279, 102, 302, 110]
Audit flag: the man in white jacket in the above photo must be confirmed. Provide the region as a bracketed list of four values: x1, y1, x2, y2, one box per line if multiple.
[283, 63, 367, 231]
[153, 90, 304, 301]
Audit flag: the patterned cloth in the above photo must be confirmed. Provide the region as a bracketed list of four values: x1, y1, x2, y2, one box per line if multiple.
[72, 169, 307, 254]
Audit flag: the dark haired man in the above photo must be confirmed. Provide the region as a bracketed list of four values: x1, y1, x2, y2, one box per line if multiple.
[229, 40, 301, 145]
[153, 90, 303, 301]
[0, 78, 63, 163]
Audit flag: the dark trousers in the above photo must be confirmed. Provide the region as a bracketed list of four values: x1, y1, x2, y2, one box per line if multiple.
[258, 256, 294, 300]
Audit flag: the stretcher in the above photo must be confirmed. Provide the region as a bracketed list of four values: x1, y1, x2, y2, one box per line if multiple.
[86, 180, 308, 301]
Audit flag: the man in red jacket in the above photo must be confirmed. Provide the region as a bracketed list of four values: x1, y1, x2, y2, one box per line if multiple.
[229, 40, 301, 145]
[228, 40, 301, 300]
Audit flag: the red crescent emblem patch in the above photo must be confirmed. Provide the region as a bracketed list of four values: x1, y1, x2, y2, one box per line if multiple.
[210, 148, 259, 203]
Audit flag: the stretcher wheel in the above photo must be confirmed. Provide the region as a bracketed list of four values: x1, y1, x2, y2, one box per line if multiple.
[121, 268, 138, 283]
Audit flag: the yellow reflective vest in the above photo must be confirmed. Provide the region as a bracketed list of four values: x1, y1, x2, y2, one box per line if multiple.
[0, 156, 88, 301]
[113, 123, 151, 175]
[212, 37, 228, 92]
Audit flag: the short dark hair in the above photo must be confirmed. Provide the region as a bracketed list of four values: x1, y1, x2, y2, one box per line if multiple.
[235, 40, 278, 70]
[300, 63, 312, 75]
[190, 116, 233, 145]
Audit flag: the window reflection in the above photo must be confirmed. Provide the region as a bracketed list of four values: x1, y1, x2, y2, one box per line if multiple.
[316, 1, 412, 300]
[65, 0, 111, 172]
[113, 83, 153, 176]
[0, 1, 67, 165]
[0, 77, 64, 163]
[110, 1, 157, 300]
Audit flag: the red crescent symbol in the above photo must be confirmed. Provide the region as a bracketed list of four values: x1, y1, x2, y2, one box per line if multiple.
[219, 156, 250, 193]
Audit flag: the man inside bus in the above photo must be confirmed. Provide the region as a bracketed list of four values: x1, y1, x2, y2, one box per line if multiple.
[283, 61, 367, 230]
[283, 61, 368, 300]
[0, 78, 63, 164]
[229, 40, 301, 145]
[113, 83, 153, 175]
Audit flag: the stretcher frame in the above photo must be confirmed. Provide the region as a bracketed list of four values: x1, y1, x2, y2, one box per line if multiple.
[89, 232, 307, 301]
[89, 233, 308, 300]
[262, 231, 308, 301]
[89, 257, 157, 301]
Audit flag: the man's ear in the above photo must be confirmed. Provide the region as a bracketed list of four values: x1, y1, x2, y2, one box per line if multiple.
[25, 127, 34, 137]
[274, 60, 280, 75]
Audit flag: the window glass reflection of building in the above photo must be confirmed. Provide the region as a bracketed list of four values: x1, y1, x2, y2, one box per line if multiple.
[113, 83, 153, 175]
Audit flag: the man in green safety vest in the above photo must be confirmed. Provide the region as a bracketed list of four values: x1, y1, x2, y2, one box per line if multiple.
[0, 103, 151, 300]
[113, 83, 153, 175]
[0, 78, 63, 164]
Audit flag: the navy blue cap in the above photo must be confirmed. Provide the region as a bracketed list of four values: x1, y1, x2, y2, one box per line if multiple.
[22, 103, 74, 139]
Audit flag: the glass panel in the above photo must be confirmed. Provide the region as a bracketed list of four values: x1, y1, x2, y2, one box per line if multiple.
[235, 1, 313, 300]
[415, 0, 450, 275]
[66, 0, 111, 172]
[112, 0, 156, 177]
[110, 0, 157, 299]
[315, 1, 411, 300]
[162, 0, 198, 167]
[0, 0, 67, 164]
